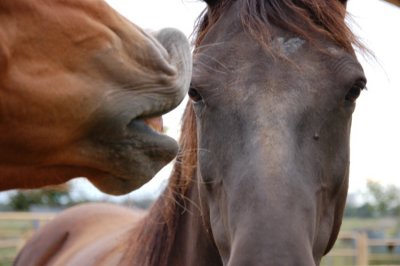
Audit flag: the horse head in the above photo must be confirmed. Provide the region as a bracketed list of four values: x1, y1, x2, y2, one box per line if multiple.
[172, 0, 366, 264]
[0, 0, 191, 194]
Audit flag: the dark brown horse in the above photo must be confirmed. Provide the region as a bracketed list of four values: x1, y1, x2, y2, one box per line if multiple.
[15, 0, 367, 265]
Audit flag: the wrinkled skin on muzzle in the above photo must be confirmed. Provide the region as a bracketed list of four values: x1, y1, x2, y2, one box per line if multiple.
[0, 0, 191, 195]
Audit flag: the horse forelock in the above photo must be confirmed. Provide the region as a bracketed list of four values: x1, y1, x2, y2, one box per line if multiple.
[194, 0, 363, 54]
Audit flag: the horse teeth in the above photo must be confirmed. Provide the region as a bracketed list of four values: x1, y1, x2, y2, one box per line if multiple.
[143, 117, 164, 133]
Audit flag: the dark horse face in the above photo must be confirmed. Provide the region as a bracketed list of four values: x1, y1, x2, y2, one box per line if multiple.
[190, 0, 366, 264]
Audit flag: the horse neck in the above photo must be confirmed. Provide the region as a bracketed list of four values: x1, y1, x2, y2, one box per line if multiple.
[128, 103, 221, 265]
[167, 180, 222, 266]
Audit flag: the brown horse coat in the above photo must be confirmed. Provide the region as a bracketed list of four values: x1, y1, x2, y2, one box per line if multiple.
[0, 0, 191, 194]
[14, 203, 142, 265]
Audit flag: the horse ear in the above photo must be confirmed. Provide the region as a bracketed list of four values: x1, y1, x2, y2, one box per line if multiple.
[339, 0, 348, 6]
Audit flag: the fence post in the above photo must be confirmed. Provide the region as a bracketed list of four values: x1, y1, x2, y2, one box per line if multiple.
[356, 232, 369, 266]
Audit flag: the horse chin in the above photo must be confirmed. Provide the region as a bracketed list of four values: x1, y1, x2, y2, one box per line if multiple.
[125, 118, 179, 165]
[88, 118, 178, 195]
[88, 173, 152, 196]
[89, 146, 176, 195]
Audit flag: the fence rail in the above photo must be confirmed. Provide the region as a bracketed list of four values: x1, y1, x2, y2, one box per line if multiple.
[0, 212, 55, 221]
[324, 231, 400, 265]
[0, 211, 55, 264]
[1, 212, 400, 265]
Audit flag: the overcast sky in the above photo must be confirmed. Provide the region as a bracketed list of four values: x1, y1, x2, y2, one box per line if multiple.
[53, 0, 400, 201]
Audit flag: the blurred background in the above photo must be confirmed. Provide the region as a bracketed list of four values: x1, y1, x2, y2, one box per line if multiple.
[0, 0, 399, 265]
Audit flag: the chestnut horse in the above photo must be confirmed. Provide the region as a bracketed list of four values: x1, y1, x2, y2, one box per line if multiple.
[0, 0, 191, 194]
[16, 0, 367, 265]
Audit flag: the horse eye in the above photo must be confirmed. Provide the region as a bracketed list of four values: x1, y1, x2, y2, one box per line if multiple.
[345, 80, 366, 103]
[188, 87, 203, 102]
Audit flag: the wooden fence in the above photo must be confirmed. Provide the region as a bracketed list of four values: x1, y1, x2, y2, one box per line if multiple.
[324, 231, 400, 266]
[0, 212, 55, 264]
[1, 212, 400, 265]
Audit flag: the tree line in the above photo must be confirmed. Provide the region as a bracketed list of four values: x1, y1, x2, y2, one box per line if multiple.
[345, 180, 400, 218]
[2, 180, 400, 216]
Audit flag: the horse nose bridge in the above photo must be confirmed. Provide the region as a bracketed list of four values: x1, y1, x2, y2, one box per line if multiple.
[248, 130, 299, 173]
[227, 235, 316, 266]
[219, 175, 319, 265]
[221, 194, 317, 265]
